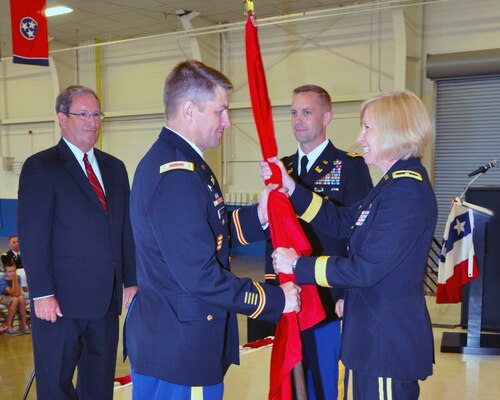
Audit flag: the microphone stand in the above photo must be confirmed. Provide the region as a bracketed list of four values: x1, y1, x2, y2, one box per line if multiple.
[459, 172, 484, 202]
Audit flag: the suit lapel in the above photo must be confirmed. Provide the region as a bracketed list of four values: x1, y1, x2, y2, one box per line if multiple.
[57, 139, 108, 214]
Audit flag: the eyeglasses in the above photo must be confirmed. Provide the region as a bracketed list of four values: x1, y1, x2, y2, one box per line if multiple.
[66, 111, 105, 121]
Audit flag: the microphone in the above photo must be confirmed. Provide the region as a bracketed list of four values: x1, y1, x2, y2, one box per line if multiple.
[468, 159, 498, 177]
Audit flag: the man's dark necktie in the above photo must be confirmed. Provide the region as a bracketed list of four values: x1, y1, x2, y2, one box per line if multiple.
[83, 153, 108, 213]
[299, 155, 309, 182]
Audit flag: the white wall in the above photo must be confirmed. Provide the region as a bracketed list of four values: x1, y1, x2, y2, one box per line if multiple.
[0, 0, 498, 202]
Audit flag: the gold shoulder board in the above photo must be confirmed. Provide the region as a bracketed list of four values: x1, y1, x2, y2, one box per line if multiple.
[392, 170, 423, 181]
[346, 152, 362, 157]
[159, 161, 195, 174]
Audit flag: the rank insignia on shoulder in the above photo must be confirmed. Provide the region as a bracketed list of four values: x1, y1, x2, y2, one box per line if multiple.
[159, 161, 195, 174]
[392, 170, 423, 181]
[315, 166, 323, 173]
[346, 152, 362, 157]
[322, 160, 329, 165]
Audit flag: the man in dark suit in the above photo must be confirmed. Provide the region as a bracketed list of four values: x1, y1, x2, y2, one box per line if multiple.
[125, 60, 301, 400]
[18, 85, 137, 400]
[6, 235, 23, 269]
[265, 85, 373, 400]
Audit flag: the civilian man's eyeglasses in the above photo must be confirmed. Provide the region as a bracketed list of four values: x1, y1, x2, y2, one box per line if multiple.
[66, 111, 105, 121]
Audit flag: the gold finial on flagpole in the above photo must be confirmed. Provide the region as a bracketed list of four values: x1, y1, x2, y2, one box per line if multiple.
[244, 0, 254, 16]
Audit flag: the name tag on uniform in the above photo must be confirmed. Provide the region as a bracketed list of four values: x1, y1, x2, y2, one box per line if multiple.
[217, 206, 226, 220]
[355, 210, 370, 226]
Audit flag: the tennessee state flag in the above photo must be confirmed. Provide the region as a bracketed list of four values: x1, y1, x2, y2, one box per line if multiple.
[10, 0, 49, 66]
[436, 199, 479, 303]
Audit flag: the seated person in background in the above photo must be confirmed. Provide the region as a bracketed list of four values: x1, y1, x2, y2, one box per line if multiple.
[1, 252, 28, 293]
[0, 258, 31, 335]
[2, 237, 28, 294]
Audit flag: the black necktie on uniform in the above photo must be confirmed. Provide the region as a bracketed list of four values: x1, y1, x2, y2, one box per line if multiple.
[299, 155, 309, 181]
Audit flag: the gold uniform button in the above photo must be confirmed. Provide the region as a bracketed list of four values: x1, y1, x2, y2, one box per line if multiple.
[207, 314, 213, 321]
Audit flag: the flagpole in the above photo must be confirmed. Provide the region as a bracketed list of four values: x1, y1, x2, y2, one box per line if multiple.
[244, 1, 308, 399]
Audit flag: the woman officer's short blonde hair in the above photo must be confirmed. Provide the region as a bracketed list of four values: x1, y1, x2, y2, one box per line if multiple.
[361, 90, 432, 161]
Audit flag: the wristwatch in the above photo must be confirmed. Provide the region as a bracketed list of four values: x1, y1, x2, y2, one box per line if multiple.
[291, 257, 299, 271]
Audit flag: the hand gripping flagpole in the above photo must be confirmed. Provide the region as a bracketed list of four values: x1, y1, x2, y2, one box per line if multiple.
[244, 2, 326, 399]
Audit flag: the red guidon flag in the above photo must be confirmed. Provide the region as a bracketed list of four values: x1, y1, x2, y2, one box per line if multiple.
[245, 8, 326, 400]
[10, 0, 49, 66]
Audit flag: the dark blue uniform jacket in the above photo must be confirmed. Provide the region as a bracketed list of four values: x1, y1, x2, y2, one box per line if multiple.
[266, 142, 373, 312]
[125, 128, 285, 386]
[291, 157, 436, 380]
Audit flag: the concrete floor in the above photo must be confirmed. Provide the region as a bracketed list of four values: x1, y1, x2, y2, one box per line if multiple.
[2, 255, 500, 399]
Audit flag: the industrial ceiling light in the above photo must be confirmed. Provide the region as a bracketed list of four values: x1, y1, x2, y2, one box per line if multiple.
[45, 6, 74, 17]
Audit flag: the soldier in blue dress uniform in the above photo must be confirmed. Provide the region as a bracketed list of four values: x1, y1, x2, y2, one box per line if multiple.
[125, 60, 301, 400]
[267, 90, 436, 400]
[264, 85, 373, 400]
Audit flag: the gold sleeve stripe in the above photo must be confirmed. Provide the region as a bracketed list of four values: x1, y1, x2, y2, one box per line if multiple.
[232, 209, 249, 245]
[300, 192, 323, 223]
[265, 273, 277, 280]
[315, 256, 332, 288]
[244, 292, 249, 304]
[249, 282, 266, 319]
[191, 386, 203, 400]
